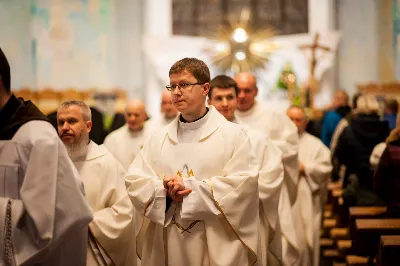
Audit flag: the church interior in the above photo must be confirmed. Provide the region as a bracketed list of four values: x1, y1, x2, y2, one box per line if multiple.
[2, 0, 400, 265]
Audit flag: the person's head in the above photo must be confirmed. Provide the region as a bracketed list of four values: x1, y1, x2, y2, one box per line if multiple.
[384, 98, 399, 115]
[286, 105, 308, 134]
[207, 75, 238, 121]
[125, 99, 147, 131]
[355, 95, 379, 115]
[161, 90, 178, 119]
[234, 72, 258, 112]
[57, 101, 92, 150]
[0, 48, 11, 106]
[332, 89, 349, 109]
[168, 58, 210, 121]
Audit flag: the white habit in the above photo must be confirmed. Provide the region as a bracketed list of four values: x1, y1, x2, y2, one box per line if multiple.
[147, 115, 176, 131]
[294, 132, 332, 266]
[104, 124, 155, 170]
[73, 141, 136, 266]
[0, 121, 93, 266]
[125, 106, 260, 266]
[236, 101, 300, 266]
[232, 118, 284, 266]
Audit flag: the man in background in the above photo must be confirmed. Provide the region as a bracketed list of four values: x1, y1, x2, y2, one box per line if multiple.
[57, 100, 136, 266]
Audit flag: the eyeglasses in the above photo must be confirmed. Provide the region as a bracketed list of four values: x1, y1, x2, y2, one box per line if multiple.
[166, 82, 205, 91]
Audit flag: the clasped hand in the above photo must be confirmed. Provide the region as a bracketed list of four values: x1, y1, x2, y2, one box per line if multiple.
[163, 175, 192, 203]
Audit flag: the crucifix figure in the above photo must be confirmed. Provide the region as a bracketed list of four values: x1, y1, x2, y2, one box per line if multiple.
[299, 33, 331, 108]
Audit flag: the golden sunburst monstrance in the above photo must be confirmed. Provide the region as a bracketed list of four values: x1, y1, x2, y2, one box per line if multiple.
[206, 9, 280, 73]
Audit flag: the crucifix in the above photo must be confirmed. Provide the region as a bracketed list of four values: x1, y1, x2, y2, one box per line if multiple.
[299, 33, 332, 108]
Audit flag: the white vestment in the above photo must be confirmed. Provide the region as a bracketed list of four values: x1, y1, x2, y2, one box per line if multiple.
[236, 101, 300, 266]
[125, 106, 260, 266]
[294, 132, 332, 266]
[0, 121, 93, 266]
[232, 118, 284, 266]
[147, 115, 176, 131]
[104, 124, 154, 170]
[73, 141, 136, 266]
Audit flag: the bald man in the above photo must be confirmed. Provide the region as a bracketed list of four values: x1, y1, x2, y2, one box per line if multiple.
[104, 99, 154, 170]
[235, 72, 300, 265]
[287, 106, 332, 266]
[148, 90, 179, 130]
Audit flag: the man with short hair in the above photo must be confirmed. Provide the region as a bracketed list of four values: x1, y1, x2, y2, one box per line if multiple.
[125, 58, 259, 266]
[208, 74, 284, 266]
[104, 99, 154, 170]
[235, 72, 300, 265]
[0, 48, 93, 266]
[57, 100, 136, 266]
[287, 106, 332, 266]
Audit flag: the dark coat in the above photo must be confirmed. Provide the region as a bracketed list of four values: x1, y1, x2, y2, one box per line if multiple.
[334, 114, 389, 189]
[374, 139, 400, 217]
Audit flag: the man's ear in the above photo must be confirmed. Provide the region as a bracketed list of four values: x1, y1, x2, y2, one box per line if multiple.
[203, 83, 210, 96]
[86, 120, 92, 133]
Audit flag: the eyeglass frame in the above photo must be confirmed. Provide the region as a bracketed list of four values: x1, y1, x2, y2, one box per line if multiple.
[166, 82, 206, 91]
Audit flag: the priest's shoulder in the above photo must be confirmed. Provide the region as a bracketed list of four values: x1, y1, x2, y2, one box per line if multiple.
[104, 124, 126, 141]
[302, 131, 326, 148]
[220, 120, 250, 138]
[12, 120, 60, 146]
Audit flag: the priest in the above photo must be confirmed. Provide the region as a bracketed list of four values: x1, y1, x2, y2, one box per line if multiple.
[0, 48, 93, 266]
[57, 100, 136, 266]
[104, 99, 154, 170]
[148, 90, 179, 129]
[207, 75, 284, 266]
[125, 58, 259, 266]
[235, 72, 300, 265]
[287, 106, 332, 266]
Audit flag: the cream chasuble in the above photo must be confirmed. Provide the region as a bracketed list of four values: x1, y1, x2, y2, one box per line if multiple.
[104, 124, 155, 170]
[236, 102, 300, 266]
[0, 121, 93, 266]
[125, 106, 260, 266]
[294, 132, 332, 266]
[73, 141, 136, 266]
[147, 115, 176, 131]
[232, 118, 284, 266]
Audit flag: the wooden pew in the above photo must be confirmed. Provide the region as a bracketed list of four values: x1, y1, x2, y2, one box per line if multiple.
[351, 219, 400, 259]
[376, 235, 400, 266]
[349, 207, 387, 233]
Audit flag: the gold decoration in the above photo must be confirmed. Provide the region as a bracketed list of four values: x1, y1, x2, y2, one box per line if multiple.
[205, 9, 279, 73]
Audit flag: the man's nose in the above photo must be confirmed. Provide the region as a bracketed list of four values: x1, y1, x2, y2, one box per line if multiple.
[222, 98, 228, 106]
[238, 91, 245, 98]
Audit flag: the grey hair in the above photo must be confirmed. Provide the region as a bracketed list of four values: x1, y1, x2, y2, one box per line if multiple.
[58, 100, 92, 121]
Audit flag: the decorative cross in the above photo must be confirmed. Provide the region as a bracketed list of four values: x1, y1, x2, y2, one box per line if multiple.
[299, 33, 332, 108]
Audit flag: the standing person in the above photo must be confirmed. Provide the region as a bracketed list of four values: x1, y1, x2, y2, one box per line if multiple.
[0, 47, 93, 266]
[287, 106, 332, 266]
[57, 100, 136, 266]
[207, 74, 284, 266]
[147, 90, 179, 130]
[104, 99, 154, 170]
[234, 72, 300, 265]
[125, 58, 259, 266]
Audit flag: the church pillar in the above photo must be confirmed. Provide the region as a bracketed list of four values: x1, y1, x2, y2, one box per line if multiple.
[308, 0, 337, 108]
[143, 0, 172, 119]
[308, 0, 335, 33]
[114, 0, 144, 98]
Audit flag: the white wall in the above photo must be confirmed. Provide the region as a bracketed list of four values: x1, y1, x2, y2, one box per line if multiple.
[337, 0, 379, 96]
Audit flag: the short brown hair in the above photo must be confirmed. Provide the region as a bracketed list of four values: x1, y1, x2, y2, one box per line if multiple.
[169, 58, 210, 83]
[209, 75, 239, 99]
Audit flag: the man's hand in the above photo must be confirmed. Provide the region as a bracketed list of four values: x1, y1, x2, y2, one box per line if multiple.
[163, 175, 192, 202]
[299, 161, 306, 176]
